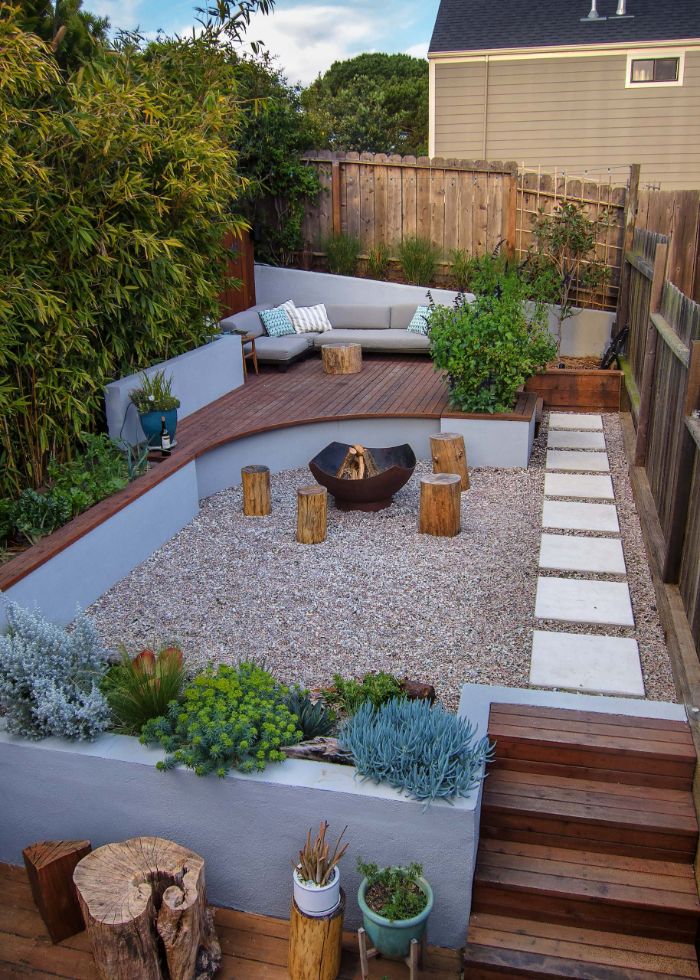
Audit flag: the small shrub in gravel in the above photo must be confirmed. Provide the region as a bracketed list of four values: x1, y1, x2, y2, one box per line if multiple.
[0, 604, 110, 740]
[325, 671, 404, 716]
[141, 662, 303, 777]
[339, 698, 494, 806]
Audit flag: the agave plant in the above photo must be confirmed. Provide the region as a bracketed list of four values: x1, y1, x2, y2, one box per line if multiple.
[102, 644, 186, 735]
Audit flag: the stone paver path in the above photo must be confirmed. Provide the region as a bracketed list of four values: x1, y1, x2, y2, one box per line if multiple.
[530, 412, 645, 697]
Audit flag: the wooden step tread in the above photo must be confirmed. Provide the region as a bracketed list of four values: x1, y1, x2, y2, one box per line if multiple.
[490, 703, 691, 737]
[465, 913, 700, 979]
[474, 842, 700, 915]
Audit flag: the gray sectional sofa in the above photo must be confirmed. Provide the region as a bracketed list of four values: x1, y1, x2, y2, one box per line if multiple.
[219, 302, 430, 366]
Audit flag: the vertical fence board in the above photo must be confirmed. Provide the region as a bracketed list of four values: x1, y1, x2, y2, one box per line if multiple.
[443, 168, 460, 258]
[401, 158, 417, 243]
[386, 157, 403, 250]
[344, 153, 361, 240]
[457, 171, 474, 256]
[430, 165, 446, 259]
[359, 152, 375, 250]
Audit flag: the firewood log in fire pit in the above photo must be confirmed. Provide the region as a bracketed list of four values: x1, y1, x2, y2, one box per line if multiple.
[336, 444, 380, 480]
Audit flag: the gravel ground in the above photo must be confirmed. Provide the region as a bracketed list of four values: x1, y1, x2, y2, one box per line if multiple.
[89, 414, 677, 709]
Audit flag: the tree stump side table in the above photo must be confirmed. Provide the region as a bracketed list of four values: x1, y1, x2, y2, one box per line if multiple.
[419, 473, 461, 537]
[23, 839, 92, 943]
[322, 343, 362, 375]
[430, 432, 470, 491]
[288, 890, 345, 980]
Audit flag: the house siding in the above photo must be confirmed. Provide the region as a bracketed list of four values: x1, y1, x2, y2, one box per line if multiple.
[434, 51, 700, 189]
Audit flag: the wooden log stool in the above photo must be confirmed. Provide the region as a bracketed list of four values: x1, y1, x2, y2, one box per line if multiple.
[297, 485, 328, 544]
[419, 473, 461, 537]
[241, 464, 271, 516]
[289, 890, 345, 980]
[23, 839, 92, 943]
[73, 836, 221, 980]
[430, 432, 470, 491]
[322, 343, 362, 375]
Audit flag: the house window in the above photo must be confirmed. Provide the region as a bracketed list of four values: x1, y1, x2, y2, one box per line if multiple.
[626, 51, 684, 88]
[630, 57, 679, 83]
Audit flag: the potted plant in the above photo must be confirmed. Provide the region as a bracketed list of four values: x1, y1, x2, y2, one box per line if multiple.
[356, 859, 433, 958]
[292, 821, 348, 917]
[129, 370, 180, 448]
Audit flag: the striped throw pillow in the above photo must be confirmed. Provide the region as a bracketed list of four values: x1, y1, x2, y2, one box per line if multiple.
[289, 303, 333, 334]
[407, 305, 432, 336]
[259, 303, 296, 338]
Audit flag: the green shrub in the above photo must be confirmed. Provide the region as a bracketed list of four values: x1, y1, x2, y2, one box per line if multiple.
[356, 859, 427, 921]
[324, 233, 361, 276]
[128, 371, 181, 414]
[366, 242, 389, 280]
[286, 688, 336, 740]
[12, 488, 72, 545]
[325, 672, 404, 717]
[397, 236, 439, 285]
[141, 662, 303, 777]
[429, 284, 557, 414]
[47, 433, 129, 518]
[102, 645, 186, 736]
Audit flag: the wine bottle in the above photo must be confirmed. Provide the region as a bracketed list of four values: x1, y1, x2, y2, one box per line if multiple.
[160, 416, 171, 456]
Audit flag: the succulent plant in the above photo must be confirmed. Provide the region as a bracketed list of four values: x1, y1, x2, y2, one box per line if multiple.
[286, 688, 336, 740]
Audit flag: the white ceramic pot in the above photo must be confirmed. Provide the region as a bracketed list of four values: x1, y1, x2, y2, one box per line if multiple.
[293, 865, 340, 917]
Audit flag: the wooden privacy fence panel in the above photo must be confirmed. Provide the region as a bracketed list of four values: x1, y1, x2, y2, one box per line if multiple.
[636, 190, 700, 303]
[516, 167, 627, 311]
[625, 228, 669, 403]
[642, 282, 700, 584]
[300, 153, 627, 308]
[219, 231, 255, 319]
[680, 419, 700, 654]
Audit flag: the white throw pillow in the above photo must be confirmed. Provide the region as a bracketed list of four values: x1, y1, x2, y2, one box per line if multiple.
[289, 303, 333, 334]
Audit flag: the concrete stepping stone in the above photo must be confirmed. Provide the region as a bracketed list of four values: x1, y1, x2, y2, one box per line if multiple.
[544, 473, 615, 500]
[539, 534, 626, 574]
[542, 499, 619, 532]
[547, 429, 607, 450]
[546, 450, 610, 472]
[535, 576, 634, 626]
[549, 413, 603, 431]
[530, 630, 644, 697]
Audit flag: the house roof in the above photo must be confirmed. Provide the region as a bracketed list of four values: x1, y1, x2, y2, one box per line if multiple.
[429, 0, 700, 55]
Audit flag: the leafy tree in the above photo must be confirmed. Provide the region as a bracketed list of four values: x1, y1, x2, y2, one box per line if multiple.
[0, 4, 267, 496]
[234, 54, 320, 265]
[303, 52, 428, 156]
[12, 0, 109, 71]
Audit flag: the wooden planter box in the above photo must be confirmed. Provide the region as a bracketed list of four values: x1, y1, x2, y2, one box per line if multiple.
[524, 368, 623, 411]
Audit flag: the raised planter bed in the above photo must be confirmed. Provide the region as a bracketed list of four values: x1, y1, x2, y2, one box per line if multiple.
[524, 368, 623, 411]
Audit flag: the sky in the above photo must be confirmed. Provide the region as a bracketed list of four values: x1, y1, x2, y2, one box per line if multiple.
[81, 0, 439, 84]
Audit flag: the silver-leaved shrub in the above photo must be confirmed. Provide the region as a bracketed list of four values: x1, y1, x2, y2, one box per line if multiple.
[0, 604, 111, 740]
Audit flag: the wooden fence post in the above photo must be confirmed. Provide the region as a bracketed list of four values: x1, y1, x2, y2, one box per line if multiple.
[635, 241, 668, 465]
[503, 170, 518, 258]
[615, 163, 641, 335]
[331, 160, 342, 236]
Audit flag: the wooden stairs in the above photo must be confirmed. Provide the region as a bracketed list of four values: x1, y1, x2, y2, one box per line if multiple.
[464, 703, 700, 979]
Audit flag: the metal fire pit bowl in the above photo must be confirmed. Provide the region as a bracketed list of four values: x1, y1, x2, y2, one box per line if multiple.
[309, 441, 416, 511]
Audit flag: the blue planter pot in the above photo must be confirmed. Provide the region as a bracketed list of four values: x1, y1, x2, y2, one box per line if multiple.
[139, 409, 177, 448]
[357, 876, 433, 959]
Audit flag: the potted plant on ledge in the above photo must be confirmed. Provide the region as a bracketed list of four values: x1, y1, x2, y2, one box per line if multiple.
[129, 370, 180, 448]
[356, 858, 433, 959]
[293, 821, 348, 917]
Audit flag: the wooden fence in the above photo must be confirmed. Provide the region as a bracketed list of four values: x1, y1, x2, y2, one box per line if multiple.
[300, 152, 627, 310]
[636, 189, 700, 303]
[624, 225, 700, 652]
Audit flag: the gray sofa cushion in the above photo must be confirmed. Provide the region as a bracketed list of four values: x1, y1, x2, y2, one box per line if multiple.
[390, 303, 431, 329]
[220, 304, 271, 339]
[324, 305, 390, 329]
[255, 334, 314, 362]
[313, 329, 430, 352]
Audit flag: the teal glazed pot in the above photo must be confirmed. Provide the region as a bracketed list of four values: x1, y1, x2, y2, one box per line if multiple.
[139, 408, 177, 448]
[357, 876, 433, 959]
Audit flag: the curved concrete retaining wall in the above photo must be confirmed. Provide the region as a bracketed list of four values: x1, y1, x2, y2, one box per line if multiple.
[0, 730, 480, 948]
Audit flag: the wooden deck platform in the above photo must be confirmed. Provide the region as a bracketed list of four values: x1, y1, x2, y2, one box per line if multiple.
[0, 862, 461, 979]
[0, 354, 535, 592]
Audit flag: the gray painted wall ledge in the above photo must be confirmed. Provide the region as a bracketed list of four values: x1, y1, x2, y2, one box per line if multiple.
[0, 728, 480, 948]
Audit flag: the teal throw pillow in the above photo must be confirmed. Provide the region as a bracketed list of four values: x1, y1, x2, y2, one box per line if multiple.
[407, 305, 432, 336]
[259, 306, 296, 337]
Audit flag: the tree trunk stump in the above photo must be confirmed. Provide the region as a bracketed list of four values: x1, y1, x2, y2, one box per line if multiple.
[419, 473, 461, 537]
[297, 486, 328, 544]
[430, 432, 469, 491]
[23, 839, 91, 943]
[288, 890, 345, 980]
[322, 343, 362, 375]
[73, 837, 221, 980]
[242, 464, 271, 516]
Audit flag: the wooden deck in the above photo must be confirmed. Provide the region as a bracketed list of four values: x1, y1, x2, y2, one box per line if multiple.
[0, 862, 461, 979]
[0, 354, 535, 591]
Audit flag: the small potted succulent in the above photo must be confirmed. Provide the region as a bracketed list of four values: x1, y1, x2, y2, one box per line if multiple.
[129, 370, 180, 448]
[293, 821, 348, 917]
[356, 859, 433, 958]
